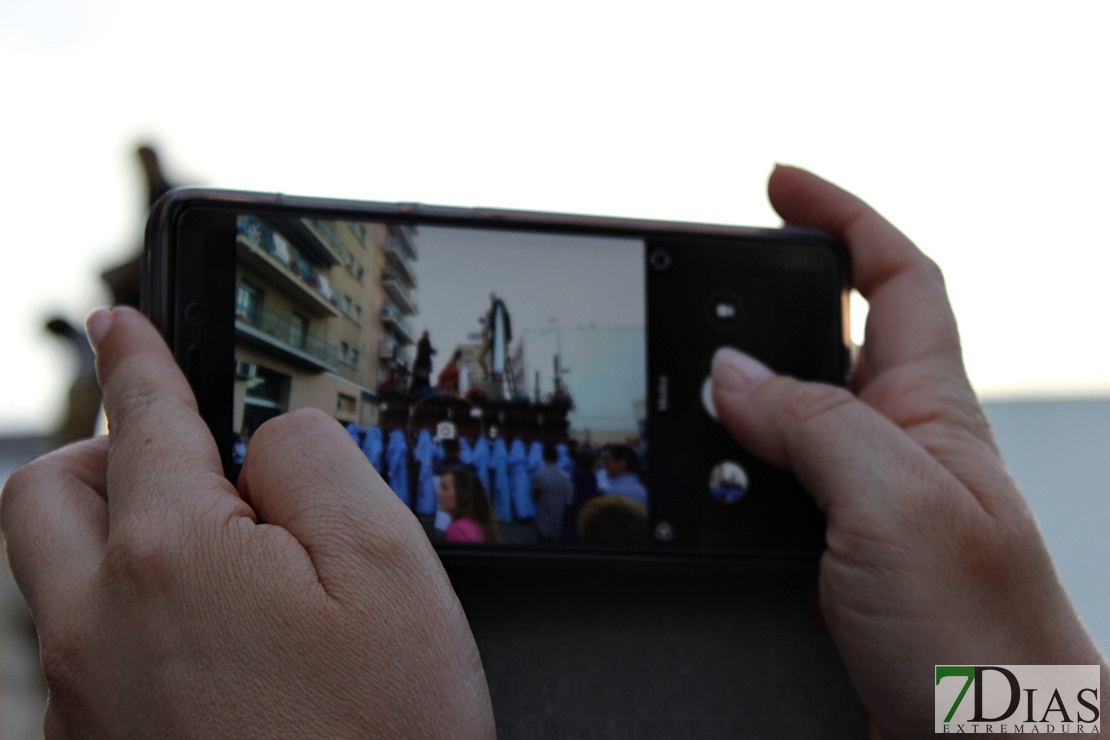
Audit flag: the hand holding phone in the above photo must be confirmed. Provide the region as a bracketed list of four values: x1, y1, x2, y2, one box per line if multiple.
[711, 166, 1110, 736]
[2, 306, 495, 738]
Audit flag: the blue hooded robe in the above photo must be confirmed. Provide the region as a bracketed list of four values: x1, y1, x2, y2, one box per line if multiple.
[471, 437, 491, 490]
[508, 439, 536, 520]
[385, 429, 410, 507]
[489, 437, 512, 523]
[345, 422, 362, 446]
[361, 426, 384, 473]
[414, 429, 437, 516]
[526, 441, 544, 475]
[557, 443, 575, 477]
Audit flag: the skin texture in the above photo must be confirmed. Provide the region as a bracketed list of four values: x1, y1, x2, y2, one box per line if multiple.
[1, 306, 495, 738]
[712, 165, 1109, 737]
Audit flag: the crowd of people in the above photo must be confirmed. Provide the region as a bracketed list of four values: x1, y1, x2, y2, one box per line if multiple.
[343, 422, 649, 546]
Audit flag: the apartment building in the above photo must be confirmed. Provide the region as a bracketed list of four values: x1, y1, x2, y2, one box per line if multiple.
[232, 214, 419, 435]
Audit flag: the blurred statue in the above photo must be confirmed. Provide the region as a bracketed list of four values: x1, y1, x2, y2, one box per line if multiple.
[47, 144, 177, 446]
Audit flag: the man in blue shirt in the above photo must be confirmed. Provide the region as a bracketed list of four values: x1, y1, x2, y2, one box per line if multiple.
[599, 444, 647, 507]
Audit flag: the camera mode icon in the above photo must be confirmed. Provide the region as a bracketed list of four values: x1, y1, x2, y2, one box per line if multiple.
[705, 291, 743, 332]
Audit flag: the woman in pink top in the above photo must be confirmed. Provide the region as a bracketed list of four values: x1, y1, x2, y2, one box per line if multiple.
[438, 466, 497, 543]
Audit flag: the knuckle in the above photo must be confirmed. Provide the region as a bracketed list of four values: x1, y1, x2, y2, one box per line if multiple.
[101, 528, 179, 597]
[916, 253, 946, 286]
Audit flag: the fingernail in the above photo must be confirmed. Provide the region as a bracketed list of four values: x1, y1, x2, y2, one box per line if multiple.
[711, 347, 774, 393]
[85, 307, 112, 353]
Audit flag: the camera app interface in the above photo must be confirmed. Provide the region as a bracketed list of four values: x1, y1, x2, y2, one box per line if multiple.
[232, 213, 650, 549]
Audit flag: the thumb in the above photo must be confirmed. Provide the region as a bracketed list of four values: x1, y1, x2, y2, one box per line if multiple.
[710, 347, 957, 523]
[237, 409, 430, 590]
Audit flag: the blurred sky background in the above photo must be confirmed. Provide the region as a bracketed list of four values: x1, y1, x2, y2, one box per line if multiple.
[1, 1, 1108, 647]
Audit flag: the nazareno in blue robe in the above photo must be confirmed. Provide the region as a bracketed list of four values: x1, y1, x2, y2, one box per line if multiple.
[489, 438, 512, 523]
[361, 426, 384, 473]
[385, 429, 410, 507]
[471, 437, 491, 490]
[414, 429, 437, 517]
[508, 439, 536, 520]
[345, 422, 363, 446]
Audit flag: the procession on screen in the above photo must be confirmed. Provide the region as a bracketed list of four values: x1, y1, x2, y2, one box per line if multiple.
[229, 213, 682, 547]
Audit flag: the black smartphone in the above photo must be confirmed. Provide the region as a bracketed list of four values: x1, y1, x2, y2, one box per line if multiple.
[143, 189, 850, 564]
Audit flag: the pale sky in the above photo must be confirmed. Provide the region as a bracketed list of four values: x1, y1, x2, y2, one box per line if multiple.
[2, 0, 1110, 671]
[3, 1, 1110, 431]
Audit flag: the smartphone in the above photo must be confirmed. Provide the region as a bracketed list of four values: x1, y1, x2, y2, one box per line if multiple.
[143, 189, 850, 564]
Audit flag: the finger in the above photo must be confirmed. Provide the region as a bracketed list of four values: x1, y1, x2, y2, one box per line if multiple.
[712, 347, 1015, 522]
[1, 438, 109, 619]
[86, 307, 242, 529]
[237, 409, 430, 590]
[768, 164, 963, 377]
[768, 165, 997, 451]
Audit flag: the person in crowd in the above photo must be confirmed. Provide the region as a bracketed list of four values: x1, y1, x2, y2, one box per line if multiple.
[438, 465, 497, 544]
[598, 443, 647, 506]
[436, 437, 464, 472]
[577, 494, 648, 546]
[562, 448, 601, 543]
[2, 165, 1106, 737]
[530, 442, 574, 542]
[507, 438, 535, 521]
[410, 330, 436, 394]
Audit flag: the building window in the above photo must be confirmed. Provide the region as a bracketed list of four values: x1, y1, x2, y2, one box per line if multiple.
[350, 349, 360, 369]
[236, 281, 263, 326]
[245, 366, 287, 406]
[339, 341, 350, 364]
[354, 304, 363, 324]
[289, 313, 307, 350]
[337, 393, 357, 415]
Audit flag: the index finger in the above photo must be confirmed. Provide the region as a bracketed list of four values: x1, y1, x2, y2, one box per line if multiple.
[767, 165, 997, 456]
[87, 307, 243, 529]
[768, 165, 963, 377]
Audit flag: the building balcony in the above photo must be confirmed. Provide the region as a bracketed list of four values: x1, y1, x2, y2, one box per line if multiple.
[236, 234, 342, 320]
[378, 337, 399, 360]
[383, 247, 417, 289]
[235, 306, 338, 373]
[302, 219, 353, 267]
[381, 274, 416, 315]
[381, 302, 414, 345]
[388, 225, 418, 261]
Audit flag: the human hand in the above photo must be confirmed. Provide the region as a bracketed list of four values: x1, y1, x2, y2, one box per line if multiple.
[712, 166, 1108, 736]
[2, 307, 494, 738]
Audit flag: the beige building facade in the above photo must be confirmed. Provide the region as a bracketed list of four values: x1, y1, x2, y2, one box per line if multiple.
[232, 214, 419, 436]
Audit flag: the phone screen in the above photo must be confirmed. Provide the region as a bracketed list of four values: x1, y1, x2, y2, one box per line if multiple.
[156, 196, 847, 560]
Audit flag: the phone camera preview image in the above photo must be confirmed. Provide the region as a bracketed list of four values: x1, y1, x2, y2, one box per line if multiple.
[220, 208, 837, 559]
[230, 213, 652, 552]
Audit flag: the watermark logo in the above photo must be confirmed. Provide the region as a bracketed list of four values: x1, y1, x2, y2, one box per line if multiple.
[936, 665, 1100, 734]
